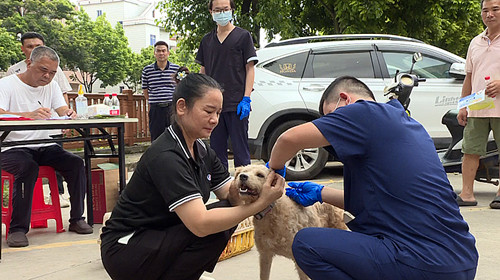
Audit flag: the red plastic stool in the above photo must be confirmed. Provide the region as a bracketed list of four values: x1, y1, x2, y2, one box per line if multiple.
[1, 166, 65, 239]
[1, 171, 14, 238]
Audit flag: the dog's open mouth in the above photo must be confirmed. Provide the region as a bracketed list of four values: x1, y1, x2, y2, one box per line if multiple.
[239, 184, 258, 196]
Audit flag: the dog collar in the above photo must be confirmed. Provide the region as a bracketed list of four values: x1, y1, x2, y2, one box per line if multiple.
[254, 203, 275, 220]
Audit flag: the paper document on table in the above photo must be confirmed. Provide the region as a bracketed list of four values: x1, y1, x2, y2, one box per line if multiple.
[47, 116, 72, 120]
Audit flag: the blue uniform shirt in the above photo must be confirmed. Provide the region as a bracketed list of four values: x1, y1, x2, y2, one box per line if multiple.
[312, 99, 478, 273]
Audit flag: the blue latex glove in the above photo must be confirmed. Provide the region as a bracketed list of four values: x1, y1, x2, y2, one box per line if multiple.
[265, 162, 286, 178]
[286, 181, 324, 207]
[237, 96, 251, 120]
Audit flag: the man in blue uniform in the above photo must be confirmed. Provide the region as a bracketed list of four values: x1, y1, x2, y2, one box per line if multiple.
[268, 76, 478, 279]
[195, 0, 258, 168]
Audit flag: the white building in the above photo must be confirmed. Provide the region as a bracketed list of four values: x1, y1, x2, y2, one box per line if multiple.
[74, 0, 176, 93]
[78, 0, 176, 53]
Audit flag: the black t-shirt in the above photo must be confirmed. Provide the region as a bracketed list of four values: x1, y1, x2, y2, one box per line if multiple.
[102, 124, 231, 239]
[195, 27, 258, 112]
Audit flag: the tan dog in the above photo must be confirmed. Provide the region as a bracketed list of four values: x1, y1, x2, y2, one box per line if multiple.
[232, 165, 348, 280]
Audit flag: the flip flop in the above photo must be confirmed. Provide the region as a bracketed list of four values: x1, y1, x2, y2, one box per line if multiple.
[456, 196, 478, 207]
[489, 196, 500, 209]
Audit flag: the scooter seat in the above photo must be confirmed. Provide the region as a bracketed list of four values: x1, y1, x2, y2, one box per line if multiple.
[441, 110, 459, 126]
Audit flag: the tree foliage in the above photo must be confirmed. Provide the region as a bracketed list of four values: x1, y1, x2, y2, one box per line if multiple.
[169, 44, 201, 73]
[0, 26, 22, 71]
[159, 0, 484, 58]
[333, 0, 482, 57]
[123, 46, 155, 93]
[0, 0, 75, 65]
[59, 12, 130, 92]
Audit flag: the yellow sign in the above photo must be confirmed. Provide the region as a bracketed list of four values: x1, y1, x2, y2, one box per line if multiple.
[279, 63, 296, 73]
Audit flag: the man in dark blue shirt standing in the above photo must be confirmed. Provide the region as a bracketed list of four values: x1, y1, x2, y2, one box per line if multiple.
[142, 41, 179, 141]
[268, 76, 478, 280]
[195, 0, 258, 168]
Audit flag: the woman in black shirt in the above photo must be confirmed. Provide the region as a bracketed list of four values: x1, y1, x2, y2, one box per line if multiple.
[100, 73, 284, 280]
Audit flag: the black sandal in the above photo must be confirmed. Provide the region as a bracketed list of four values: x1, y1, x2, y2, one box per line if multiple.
[489, 196, 500, 209]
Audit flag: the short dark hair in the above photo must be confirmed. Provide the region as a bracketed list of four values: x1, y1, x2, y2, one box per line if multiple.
[154, 41, 169, 49]
[319, 76, 375, 115]
[21, 32, 45, 45]
[172, 73, 222, 123]
[208, 0, 235, 10]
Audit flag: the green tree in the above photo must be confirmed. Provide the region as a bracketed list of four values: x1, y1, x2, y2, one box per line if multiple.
[0, 0, 75, 65]
[169, 44, 201, 73]
[333, 0, 482, 57]
[123, 46, 155, 93]
[0, 26, 22, 71]
[60, 12, 130, 92]
[159, 0, 484, 58]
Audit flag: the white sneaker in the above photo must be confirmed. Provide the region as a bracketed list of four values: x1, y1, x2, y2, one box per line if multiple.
[199, 276, 215, 280]
[59, 194, 70, 208]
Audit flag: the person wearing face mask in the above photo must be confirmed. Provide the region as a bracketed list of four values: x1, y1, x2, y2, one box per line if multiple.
[195, 0, 258, 169]
[268, 76, 478, 279]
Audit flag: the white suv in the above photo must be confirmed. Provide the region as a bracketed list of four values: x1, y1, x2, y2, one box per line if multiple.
[248, 34, 466, 180]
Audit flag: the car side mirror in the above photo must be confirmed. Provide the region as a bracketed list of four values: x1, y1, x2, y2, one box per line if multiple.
[449, 62, 466, 80]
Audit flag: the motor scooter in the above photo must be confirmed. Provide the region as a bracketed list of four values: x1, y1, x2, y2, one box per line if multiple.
[438, 110, 499, 186]
[384, 53, 500, 186]
[383, 52, 426, 113]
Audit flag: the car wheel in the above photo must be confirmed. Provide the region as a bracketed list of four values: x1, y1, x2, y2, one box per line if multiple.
[267, 120, 328, 180]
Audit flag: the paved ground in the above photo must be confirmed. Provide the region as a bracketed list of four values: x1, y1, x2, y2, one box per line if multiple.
[1, 159, 499, 279]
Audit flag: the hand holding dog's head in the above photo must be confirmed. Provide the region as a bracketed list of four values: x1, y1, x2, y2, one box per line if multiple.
[260, 171, 285, 205]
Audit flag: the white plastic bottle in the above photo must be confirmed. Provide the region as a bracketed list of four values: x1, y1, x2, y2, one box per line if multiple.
[110, 93, 120, 115]
[103, 93, 111, 106]
[75, 85, 88, 118]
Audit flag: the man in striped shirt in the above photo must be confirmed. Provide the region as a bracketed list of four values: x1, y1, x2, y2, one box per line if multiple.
[142, 41, 180, 141]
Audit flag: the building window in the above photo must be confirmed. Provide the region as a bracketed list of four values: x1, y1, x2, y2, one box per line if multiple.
[150, 34, 156, 46]
[97, 10, 103, 17]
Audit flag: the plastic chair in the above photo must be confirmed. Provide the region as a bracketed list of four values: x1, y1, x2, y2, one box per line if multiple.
[1, 166, 65, 239]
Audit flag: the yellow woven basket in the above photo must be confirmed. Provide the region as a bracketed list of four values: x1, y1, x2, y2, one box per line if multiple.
[219, 217, 255, 261]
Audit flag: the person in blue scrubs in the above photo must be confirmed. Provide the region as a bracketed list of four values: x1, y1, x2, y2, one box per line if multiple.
[268, 76, 478, 280]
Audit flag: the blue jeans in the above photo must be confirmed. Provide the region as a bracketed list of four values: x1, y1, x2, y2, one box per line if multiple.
[292, 228, 476, 280]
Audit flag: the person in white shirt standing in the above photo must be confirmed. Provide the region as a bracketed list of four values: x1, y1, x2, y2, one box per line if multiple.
[0, 46, 92, 248]
[8, 32, 73, 207]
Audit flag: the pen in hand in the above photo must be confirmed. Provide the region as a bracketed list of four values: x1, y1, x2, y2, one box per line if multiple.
[36, 101, 51, 119]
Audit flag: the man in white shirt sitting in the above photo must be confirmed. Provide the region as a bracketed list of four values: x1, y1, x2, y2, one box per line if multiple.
[7, 31, 73, 208]
[0, 46, 92, 248]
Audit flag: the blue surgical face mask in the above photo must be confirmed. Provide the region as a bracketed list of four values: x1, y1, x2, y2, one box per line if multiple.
[212, 10, 232, 26]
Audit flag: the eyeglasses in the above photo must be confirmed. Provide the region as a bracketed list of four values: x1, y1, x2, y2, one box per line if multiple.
[212, 7, 231, 14]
